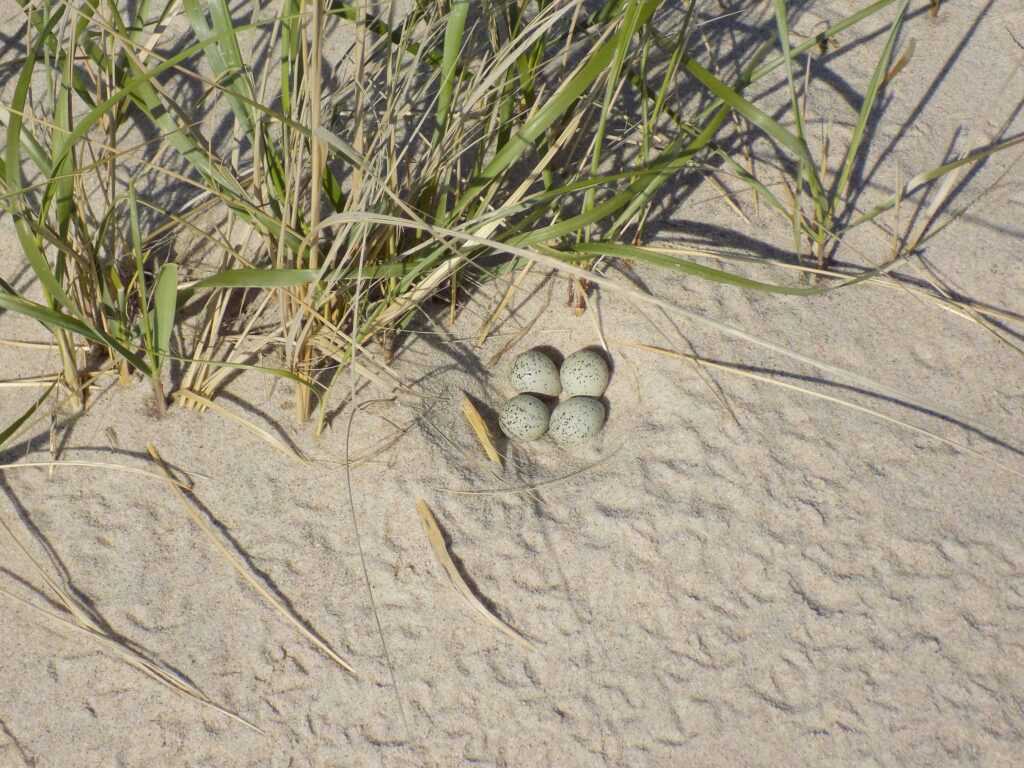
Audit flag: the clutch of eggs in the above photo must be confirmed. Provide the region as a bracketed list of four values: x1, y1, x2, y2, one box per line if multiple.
[500, 348, 610, 447]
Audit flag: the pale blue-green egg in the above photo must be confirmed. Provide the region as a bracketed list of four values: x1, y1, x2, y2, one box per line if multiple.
[499, 394, 550, 441]
[560, 350, 609, 397]
[509, 349, 561, 397]
[549, 396, 605, 447]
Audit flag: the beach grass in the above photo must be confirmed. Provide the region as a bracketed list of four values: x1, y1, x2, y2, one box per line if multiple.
[1, 0, 1020, 446]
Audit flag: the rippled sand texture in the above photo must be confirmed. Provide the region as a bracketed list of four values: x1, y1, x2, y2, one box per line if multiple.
[2, 1, 1024, 765]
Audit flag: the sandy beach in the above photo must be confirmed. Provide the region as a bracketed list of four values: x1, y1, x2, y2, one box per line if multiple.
[3, 0, 1024, 765]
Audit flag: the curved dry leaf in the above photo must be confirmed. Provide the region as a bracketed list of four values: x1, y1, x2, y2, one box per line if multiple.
[461, 394, 501, 467]
[415, 499, 534, 651]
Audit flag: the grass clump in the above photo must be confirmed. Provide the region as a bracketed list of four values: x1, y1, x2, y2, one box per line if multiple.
[1, 0, 1019, 444]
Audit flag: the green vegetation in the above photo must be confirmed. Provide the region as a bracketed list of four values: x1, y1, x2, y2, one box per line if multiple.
[2, 0, 1019, 445]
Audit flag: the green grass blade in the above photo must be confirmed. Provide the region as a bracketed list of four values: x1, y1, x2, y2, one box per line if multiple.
[182, 0, 256, 136]
[607, 35, 776, 238]
[432, 0, 469, 146]
[0, 382, 56, 449]
[844, 134, 1024, 230]
[50, 17, 79, 240]
[772, 0, 827, 224]
[687, 0, 900, 129]
[582, 0, 645, 237]
[754, 0, 900, 82]
[0, 103, 51, 180]
[4, 6, 77, 313]
[455, 0, 662, 216]
[566, 242, 819, 295]
[682, 55, 822, 200]
[280, 0, 303, 114]
[153, 263, 178, 371]
[0, 291, 151, 373]
[772, 0, 809, 143]
[832, 0, 910, 208]
[515, 99, 737, 246]
[128, 183, 156, 372]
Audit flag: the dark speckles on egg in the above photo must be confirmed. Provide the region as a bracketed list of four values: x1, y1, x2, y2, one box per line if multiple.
[549, 397, 605, 447]
[509, 350, 561, 396]
[499, 394, 551, 441]
[560, 350, 610, 397]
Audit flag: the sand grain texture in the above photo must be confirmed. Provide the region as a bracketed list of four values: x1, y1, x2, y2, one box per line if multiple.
[3, 1, 1024, 765]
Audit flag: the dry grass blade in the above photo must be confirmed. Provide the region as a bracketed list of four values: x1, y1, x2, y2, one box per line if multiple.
[435, 444, 624, 496]
[476, 261, 534, 346]
[486, 280, 554, 368]
[0, 375, 60, 387]
[146, 442, 357, 675]
[0, 512, 262, 733]
[415, 498, 534, 651]
[461, 393, 501, 467]
[610, 339, 1024, 479]
[172, 389, 306, 462]
[0, 339, 81, 349]
[319, 211, 994, 442]
[0, 585, 264, 734]
[317, 427, 411, 470]
[0, 460, 194, 486]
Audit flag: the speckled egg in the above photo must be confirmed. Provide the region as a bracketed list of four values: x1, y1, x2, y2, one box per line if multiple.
[548, 396, 605, 447]
[508, 349, 561, 397]
[499, 394, 551, 442]
[559, 350, 610, 398]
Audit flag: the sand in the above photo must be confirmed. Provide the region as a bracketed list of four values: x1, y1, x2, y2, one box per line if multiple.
[2, 1, 1024, 765]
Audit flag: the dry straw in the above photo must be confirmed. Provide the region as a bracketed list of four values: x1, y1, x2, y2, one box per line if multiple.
[416, 498, 534, 651]
[5, 0, 1018, 455]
